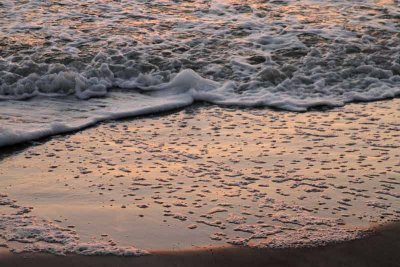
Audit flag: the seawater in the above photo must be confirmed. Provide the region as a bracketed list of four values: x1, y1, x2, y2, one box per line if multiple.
[0, 0, 399, 146]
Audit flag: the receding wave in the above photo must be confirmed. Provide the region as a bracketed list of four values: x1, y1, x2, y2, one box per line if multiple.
[0, 0, 399, 147]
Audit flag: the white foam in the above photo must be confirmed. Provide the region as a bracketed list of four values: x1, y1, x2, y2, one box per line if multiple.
[0, 194, 148, 256]
[0, 94, 193, 147]
[0, 0, 399, 146]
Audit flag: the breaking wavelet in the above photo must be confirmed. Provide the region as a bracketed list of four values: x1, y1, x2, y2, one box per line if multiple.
[0, 0, 399, 146]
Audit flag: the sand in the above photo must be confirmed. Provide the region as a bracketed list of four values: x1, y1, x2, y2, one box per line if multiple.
[0, 223, 399, 267]
[0, 99, 399, 260]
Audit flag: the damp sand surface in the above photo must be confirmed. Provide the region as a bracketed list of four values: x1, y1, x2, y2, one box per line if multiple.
[0, 99, 399, 255]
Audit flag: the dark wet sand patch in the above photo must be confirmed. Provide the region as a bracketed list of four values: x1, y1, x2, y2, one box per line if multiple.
[0, 223, 399, 267]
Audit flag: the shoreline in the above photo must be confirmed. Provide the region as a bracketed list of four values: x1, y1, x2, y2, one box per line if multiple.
[0, 99, 399, 262]
[0, 99, 399, 252]
[1, 0, 399, 265]
[0, 222, 399, 267]
[0, 96, 399, 152]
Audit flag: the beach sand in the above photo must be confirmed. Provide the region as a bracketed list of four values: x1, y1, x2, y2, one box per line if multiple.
[0, 99, 399, 262]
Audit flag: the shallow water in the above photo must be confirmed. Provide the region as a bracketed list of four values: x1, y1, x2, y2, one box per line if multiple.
[0, 100, 399, 255]
[0, 0, 399, 146]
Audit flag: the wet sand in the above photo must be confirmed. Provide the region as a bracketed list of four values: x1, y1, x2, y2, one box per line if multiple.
[0, 99, 399, 258]
[0, 223, 399, 267]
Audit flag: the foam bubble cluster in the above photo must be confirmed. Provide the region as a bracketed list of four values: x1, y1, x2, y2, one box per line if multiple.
[1, 0, 399, 102]
[0, 194, 148, 256]
[0, 0, 399, 144]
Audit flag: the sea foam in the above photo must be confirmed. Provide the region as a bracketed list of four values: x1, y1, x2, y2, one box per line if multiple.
[0, 0, 399, 147]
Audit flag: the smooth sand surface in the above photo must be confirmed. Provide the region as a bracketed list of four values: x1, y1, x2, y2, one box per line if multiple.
[0, 223, 399, 267]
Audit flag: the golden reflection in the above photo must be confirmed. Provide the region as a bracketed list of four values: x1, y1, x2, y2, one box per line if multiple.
[1, 100, 400, 249]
